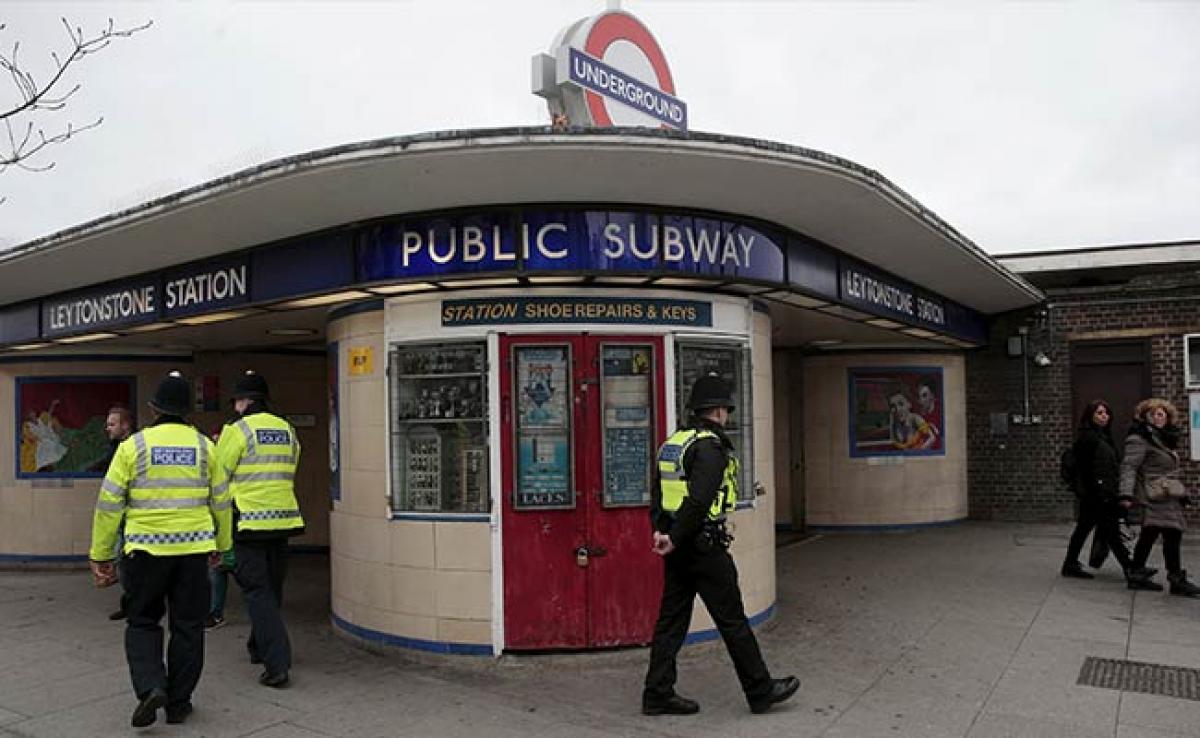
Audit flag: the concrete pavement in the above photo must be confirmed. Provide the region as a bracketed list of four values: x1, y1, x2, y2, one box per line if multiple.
[2, 523, 1200, 737]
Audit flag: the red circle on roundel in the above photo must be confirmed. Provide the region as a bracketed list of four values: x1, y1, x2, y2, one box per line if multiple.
[583, 12, 676, 127]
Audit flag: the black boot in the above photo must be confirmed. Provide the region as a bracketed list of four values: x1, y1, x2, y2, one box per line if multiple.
[1061, 561, 1094, 579]
[642, 693, 700, 716]
[1169, 570, 1200, 597]
[749, 676, 800, 714]
[1127, 567, 1164, 591]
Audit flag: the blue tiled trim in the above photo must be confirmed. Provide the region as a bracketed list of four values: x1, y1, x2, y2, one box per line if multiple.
[332, 612, 494, 656]
[807, 517, 966, 533]
[328, 299, 384, 322]
[334, 604, 775, 655]
[390, 513, 491, 523]
[684, 603, 776, 645]
[0, 553, 88, 563]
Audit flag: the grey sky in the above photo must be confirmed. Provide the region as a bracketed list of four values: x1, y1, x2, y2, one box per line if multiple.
[2, 1, 1197, 254]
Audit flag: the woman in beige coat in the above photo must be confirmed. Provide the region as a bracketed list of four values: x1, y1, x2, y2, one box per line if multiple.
[1119, 398, 1200, 596]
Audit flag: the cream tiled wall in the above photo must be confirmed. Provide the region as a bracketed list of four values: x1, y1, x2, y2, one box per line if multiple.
[328, 307, 492, 648]
[737, 310, 777, 620]
[0, 352, 331, 560]
[803, 353, 968, 526]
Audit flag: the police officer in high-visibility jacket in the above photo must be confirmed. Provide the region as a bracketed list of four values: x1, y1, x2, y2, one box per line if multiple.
[642, 373, 799, 716]
[216, 371, 304, 688]
[89, 372, 232, 728]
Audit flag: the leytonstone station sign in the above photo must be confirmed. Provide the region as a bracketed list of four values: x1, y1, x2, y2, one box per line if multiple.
[532, 10, 686, 130]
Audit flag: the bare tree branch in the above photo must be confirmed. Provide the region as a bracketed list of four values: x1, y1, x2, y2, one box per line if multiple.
[0, 17, 151, 183]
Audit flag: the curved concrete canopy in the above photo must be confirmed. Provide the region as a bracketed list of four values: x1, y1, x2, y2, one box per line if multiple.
[0, 127, 1041, 313]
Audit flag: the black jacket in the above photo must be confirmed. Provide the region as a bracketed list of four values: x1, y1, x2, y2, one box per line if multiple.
[1073, 425, 1121, 501]
[651, 417, 734, 548]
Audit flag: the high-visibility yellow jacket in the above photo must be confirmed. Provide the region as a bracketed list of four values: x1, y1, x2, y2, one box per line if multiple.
[216, 411, 304, 534]
[656, 428, 739, 521]
[90, 422, 232, 560]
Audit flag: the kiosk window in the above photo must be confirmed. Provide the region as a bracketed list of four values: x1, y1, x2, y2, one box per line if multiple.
[389, 342, 488, 514]
[675, 342, 752, 501]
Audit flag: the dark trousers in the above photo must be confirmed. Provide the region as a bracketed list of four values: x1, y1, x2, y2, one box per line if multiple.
[1065, 497, 1132, 570]
[116, 554, 131, 614]
[1132, 526, 1183, 574]
[644, 545, 772, 702]
[234, 538, 292, 674]
[123, 552, 209, 706]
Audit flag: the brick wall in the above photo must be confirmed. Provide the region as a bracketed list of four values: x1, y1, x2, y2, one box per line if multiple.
[968, 270, 1200, 522]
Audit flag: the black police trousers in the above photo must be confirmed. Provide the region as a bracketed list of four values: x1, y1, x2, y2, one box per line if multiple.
[234, 537, 292, 674]
[123, 551, 209, 705]
[644, 544, 772, 701]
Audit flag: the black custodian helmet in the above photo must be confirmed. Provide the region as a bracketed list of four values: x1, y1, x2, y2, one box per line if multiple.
[687, 373, 735, 412]
[149, 371, 191, 416]
[232, 370, 269, 401]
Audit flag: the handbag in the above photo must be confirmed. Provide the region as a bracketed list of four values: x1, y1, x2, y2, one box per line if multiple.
[1146, 477, 1187, 502]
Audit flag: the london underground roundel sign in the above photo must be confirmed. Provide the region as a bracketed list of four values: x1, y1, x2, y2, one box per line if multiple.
[532, 10, 687, 131]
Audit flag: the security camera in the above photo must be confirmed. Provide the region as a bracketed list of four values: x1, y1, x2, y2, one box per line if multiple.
[1033, 352, 1052, 367]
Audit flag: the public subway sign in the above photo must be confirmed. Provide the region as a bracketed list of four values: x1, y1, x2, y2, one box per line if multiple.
[441, 297, 713, 327]
[839, 259, 947, 331]
[357, 210, 784, 283]
[532, 10, 686, 130]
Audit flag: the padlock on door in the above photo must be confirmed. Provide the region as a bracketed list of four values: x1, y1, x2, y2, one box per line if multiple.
[575, 546, 589, 568]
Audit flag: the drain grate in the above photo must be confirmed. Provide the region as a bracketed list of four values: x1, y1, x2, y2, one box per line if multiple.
[1078, 657, 1200, 701]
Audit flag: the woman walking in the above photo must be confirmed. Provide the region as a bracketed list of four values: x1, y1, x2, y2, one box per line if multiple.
[1061, 400, 1150, 586]
[1120, 398, 1200, 596]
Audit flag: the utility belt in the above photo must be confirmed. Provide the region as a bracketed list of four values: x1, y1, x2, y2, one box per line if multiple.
[695, 520, 734, 553]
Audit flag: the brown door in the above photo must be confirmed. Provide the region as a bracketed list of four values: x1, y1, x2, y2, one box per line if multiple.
[1070, 340, 1151, 431]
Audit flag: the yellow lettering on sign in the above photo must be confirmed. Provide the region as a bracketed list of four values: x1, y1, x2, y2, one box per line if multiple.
[349, 347, 374, 376]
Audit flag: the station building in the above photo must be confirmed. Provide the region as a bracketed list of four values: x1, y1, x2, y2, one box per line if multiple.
[0, 10, 1042, 655]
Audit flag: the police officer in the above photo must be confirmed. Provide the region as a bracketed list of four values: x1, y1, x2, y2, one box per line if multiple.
[643, 373, 799, 716]
[89, 372, 232, 728]
[216, 371, 304, 688]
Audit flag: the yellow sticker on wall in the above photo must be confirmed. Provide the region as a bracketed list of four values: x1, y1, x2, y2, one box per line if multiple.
[349, 346, 374, 376]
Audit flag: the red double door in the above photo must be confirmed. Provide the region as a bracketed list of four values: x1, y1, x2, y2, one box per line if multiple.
[500, 334, 666, 650]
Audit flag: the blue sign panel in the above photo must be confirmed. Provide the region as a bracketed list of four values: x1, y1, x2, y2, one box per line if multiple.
[253, 232, 355, 302]
[151, 447, 198, 466]
[839, 258, 947, 332]
[944, 301, 989, 343]
[256, 429, 291, 446]
[163, 257, 250, 318]
[358, 210, 786, 284]
[788, 236, 838, 300]
[567, 47, 688, 129]
[42, 275, 160, 337]
[0, 302, 40, 344]
[441, 296, 712, 327]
